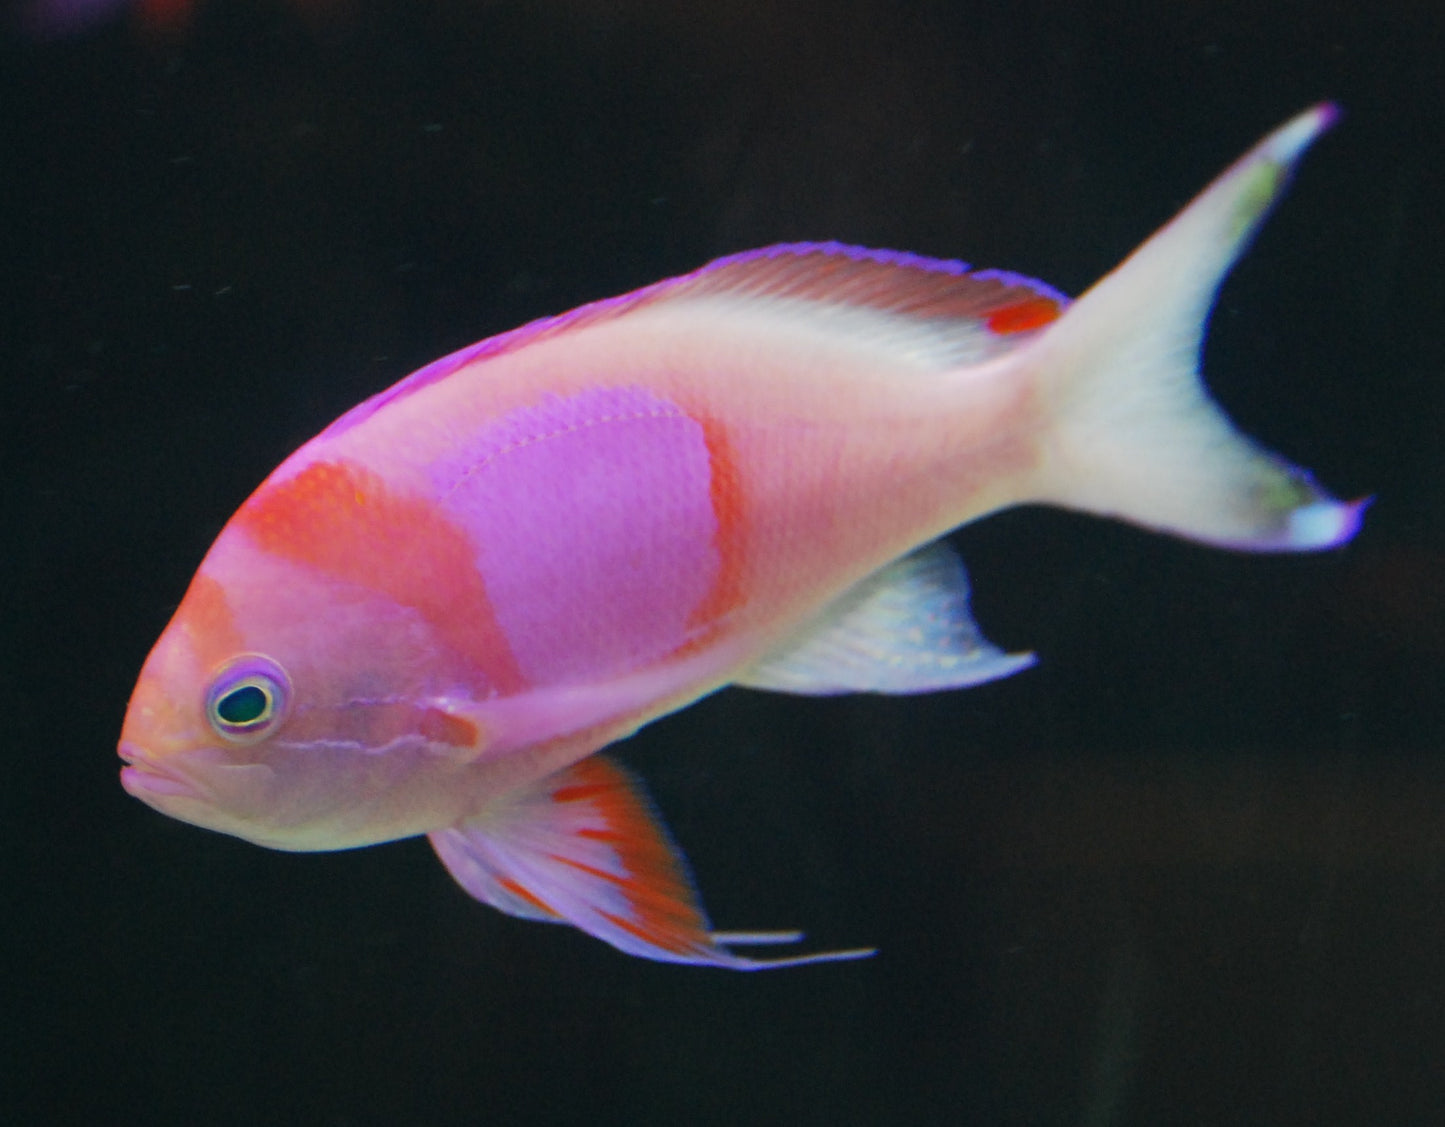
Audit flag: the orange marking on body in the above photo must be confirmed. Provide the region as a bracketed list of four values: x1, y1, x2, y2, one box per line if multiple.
[986, 296, 1061, 335]
[497, 876, 558, 918]
[418, 708, 479, 748]
[235, 460, 527, 694]
[687, 415, 748, 632]
[177, 573, 245, 670]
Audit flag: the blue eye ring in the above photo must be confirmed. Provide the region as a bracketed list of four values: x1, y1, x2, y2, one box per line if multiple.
[205, 655, 291, 743]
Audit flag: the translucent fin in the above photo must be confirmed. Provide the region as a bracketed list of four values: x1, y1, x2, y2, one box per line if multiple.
[429, 755, 873, 969]
[1027, 104, 1365, 552]
[736, 542, 1035, 695]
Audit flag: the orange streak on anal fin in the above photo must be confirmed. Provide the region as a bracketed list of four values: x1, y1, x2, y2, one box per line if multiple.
[427, 754, 718, 959]
[427, 754, 875, 969]
[495, 876, 559, 920]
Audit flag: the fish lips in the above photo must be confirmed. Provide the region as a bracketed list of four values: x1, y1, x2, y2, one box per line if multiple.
[118, 741, 202, 803]
[118, 741, 284, 844]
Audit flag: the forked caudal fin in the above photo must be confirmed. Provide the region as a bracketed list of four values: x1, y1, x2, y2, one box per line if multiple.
[429, 755, 874, 969]
[1025, 104, 1366, 551]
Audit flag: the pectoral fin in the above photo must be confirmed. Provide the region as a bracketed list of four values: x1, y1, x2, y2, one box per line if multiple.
[429, 754, 873, 969]
[737, 541, 1034, 695]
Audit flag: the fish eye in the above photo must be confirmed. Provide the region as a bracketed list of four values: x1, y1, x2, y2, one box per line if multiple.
[205, 655, 291, 742]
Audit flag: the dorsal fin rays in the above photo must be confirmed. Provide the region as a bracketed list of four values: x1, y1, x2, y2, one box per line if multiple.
[737, 541, 1035, 696]
[428, 755, 874, 969]
[667, 242, 1068, 327]
[321, 244, 1071, 439]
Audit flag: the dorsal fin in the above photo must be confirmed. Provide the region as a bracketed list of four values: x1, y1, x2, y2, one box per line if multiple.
[322, 243, 1070, 439]
[657, 242, 1068, 328]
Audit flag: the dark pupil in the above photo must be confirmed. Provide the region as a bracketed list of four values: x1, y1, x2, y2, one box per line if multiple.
[217, 684, 269, 726]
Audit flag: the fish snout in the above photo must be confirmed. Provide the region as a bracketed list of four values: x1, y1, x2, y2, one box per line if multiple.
[118, 740, 199, 801]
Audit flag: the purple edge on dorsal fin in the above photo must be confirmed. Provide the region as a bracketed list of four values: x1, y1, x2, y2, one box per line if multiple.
[969, 266, 1070, 305]
[319, 242, 1071, 441]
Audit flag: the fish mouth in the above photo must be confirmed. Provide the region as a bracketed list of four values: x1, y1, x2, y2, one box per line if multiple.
[118, 741, 200, 801]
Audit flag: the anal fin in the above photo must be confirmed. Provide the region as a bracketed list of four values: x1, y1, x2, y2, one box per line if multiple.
[736, 541, 1034, 695]
[429, 754, 873, 969]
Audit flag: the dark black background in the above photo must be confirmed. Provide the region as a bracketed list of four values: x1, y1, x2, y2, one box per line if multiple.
[5, 1, 1443, 1124]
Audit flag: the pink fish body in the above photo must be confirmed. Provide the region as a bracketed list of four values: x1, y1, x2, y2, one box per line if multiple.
[120, 106, 1361, 968]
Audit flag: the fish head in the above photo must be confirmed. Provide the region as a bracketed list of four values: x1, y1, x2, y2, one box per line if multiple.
[119, 524, 486, 851]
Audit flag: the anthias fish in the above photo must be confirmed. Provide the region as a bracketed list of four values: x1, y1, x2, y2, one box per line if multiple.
[120, 106, 1361, 968]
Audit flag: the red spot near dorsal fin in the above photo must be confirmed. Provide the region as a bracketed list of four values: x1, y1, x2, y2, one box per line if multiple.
[234, 460, 526, 694]
[986, 296, 1061, 335]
